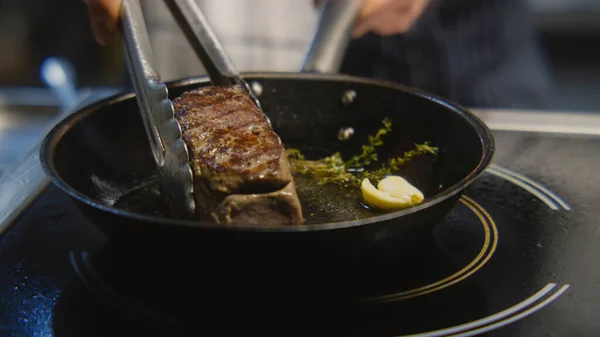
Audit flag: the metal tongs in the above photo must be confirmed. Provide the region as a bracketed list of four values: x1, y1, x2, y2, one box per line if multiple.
[120, 0, 361, 219]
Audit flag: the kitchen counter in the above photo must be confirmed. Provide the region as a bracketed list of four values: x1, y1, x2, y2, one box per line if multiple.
[473, 108, 600, 136]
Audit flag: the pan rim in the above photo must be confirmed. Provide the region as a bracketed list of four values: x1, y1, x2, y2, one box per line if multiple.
[39, 72, 495, 233]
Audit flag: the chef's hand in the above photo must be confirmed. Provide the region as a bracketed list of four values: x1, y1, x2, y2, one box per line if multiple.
[315, 0, 431, 38]
[84, 0, 124, 45]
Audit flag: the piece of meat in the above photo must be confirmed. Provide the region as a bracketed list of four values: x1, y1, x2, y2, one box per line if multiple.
[172, 84, 303, 226]
[216, 180, 303, 226]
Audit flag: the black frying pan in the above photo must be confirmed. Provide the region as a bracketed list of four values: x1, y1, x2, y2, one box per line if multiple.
[38, 2, 494, 270]
[39, 73, 493, 261]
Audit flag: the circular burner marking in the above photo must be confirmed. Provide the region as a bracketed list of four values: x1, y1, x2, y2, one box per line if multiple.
[362, 195, 498, 304]
[486, 164, 571, 211]
[403, 283, 570, 337]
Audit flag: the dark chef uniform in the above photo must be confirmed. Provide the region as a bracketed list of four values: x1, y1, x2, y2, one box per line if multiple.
[340, 0, 552, 109]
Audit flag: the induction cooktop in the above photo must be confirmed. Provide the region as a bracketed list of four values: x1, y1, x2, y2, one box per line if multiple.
[0, 102, 598, 336]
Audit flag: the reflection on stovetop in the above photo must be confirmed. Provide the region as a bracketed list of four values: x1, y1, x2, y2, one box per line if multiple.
[0, 172, 573, 336]
[51, 196, 495, 337]
[2, 130, 600, 336]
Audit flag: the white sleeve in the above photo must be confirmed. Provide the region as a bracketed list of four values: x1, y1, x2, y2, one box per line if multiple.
[141, 0, 319, 81]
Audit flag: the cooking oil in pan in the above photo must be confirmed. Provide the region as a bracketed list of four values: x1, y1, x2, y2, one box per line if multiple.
[113, 174, 379, 225]
[292, 174, 378, 224]
[113, 179, 167, 217]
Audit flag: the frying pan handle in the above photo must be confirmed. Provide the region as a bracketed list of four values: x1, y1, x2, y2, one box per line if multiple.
[300, 0, 362, 74]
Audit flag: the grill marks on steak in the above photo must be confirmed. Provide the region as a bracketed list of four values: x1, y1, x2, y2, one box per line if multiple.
[174, 86, 289, 194]
[172, 85, 303, 226]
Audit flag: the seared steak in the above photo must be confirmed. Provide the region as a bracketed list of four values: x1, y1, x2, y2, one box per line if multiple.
[172, 85, 303, 226]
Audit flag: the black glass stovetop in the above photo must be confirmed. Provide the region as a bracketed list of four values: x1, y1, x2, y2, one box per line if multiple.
[0, 129, 599, 337]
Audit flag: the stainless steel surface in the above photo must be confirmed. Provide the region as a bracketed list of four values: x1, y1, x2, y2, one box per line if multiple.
[0, 88, 62, 107]
[163, 0, 262, 109]
[0, 87, 120, 109]
[0, 86, 123, 236]
[300, 0, 362, 74]
[121, 0, 196, 218]
[0, 58, 78, 175]
[0, 90, 92, 236]
[472, 108, 600, 136]
[0, 144, 51, 235]
[0, 106, 57, 129]
[0, 60, 82, 232]
[0, 87, 119, 170]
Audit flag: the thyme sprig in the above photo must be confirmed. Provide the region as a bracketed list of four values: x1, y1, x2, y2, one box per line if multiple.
[286, 119, 438, 186]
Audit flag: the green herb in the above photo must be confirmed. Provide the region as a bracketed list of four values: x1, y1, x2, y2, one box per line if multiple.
[286, 119, 438, 186]
[344, 118, 392, 169]
[357, 142, 438, 184]
[287, 151, 355, 185]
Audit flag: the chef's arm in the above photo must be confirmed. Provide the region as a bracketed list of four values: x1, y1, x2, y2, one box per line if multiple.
[314, 0, 432, 38]
[84, 0, 432, 46]
[84, 0, 123, 45]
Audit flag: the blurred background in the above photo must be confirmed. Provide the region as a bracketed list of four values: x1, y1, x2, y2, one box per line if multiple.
[0, 0, 598, 173]
[0, 0, 598, 109]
